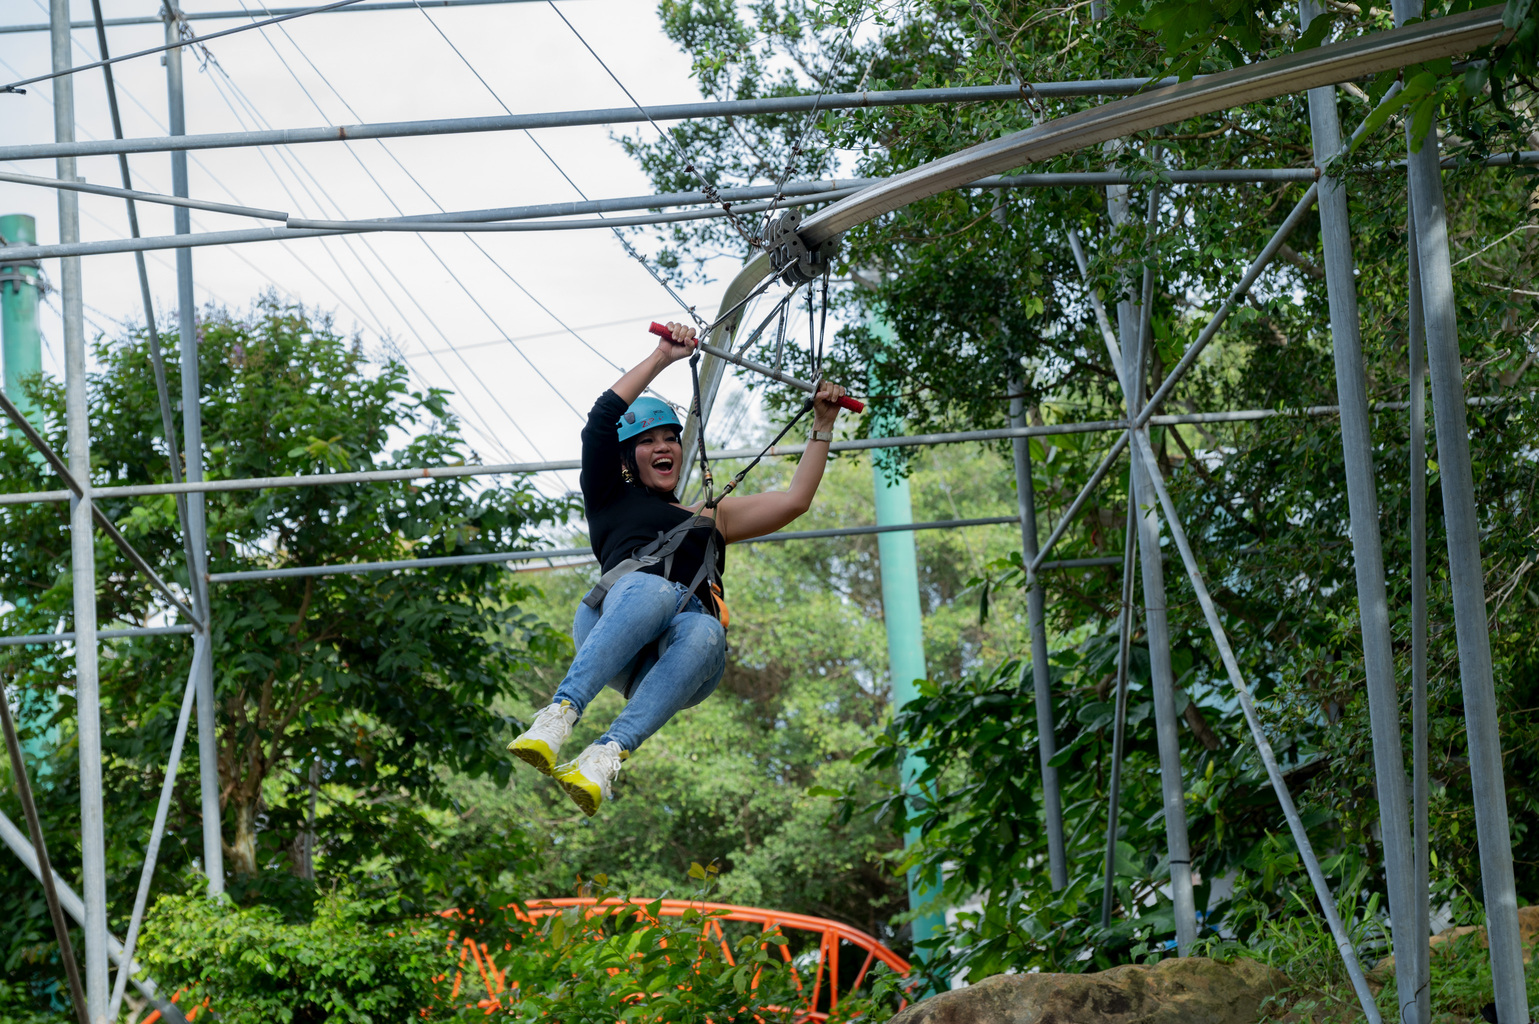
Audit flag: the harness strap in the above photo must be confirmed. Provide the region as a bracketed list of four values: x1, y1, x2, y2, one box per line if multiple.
[581, 513, 718, 611]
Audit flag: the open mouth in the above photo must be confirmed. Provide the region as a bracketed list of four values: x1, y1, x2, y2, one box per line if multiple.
[650, 456, 676, 476]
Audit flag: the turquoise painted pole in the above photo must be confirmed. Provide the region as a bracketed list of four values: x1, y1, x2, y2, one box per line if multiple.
[0, 213, 57, 771]
[1, 213, 43, 428]
[868, 314, 945, 955]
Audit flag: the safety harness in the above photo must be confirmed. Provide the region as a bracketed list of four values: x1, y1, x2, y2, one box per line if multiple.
[581, 275, 831, 630]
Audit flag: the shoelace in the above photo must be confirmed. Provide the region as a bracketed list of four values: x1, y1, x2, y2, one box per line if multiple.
[533, 703, 571, 732]
[584, 743, 623, 780]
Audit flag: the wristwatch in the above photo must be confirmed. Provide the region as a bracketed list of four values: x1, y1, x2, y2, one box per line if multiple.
[809, 429, 834, 444]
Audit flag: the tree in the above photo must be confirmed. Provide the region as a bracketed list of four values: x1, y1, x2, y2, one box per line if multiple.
[1, 297, 570, 1000]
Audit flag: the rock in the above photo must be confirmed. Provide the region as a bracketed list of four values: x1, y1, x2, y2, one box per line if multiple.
[1365, 904, 1539, 992]
[887, 956, 1290, 1024]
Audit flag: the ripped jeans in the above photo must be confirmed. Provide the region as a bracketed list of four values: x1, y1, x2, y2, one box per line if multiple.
[550, 571, 727, 753]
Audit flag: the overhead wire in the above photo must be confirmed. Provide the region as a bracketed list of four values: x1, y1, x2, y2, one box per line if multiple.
[178, 34, 531, 469]
[199, 66, 532, 467]
[752, 0, 874, 250]
[0, 0, 373, 94]
[225, 0, 591, 452]
[541, 1, 762, 253]
[24, 16, 381, 325]
[401, 0, 707, 407]
[408, 0, 711, 330]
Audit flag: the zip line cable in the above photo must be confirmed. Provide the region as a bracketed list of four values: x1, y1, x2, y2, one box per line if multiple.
[23, 6, 380, 331]
[0, 0, 373, 93]
[445, 3, 709, 329]
[753, 0, 873, 249]
[232, 0, 589, 437]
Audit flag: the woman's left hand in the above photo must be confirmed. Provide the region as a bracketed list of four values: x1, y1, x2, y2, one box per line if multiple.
[812, 381, 846, 432]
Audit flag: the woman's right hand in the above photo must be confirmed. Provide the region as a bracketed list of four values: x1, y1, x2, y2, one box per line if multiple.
[656, 322, 699, 364]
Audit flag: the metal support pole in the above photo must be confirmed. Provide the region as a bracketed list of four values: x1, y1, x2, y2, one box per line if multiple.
[1130, 427, 1383, 1023]
[869, 315, 945, 953]
[165, 4, 225, 895]
[0, 694, 88, 1024]
[1407, 205, 1432, 1024]
[1106, 174, 1197, 954]
[50, 1, 109, 1019]
[88, 0, 201, 608]
[1009, 380, 1067, 890]
[1100, 489, 1138, 928]
[1393, 3, 1525, 1016]
[1, 214, 43, 428]
[1298, 9, 1419, 1018]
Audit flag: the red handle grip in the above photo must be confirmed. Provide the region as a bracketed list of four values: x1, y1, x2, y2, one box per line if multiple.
[647, 322, 863, 413]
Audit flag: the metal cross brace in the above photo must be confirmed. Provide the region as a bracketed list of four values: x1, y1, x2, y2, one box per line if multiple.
[0, 387, 202, 627]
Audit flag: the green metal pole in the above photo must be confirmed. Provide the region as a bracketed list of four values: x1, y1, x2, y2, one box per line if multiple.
[1, 213, 43, 429]
[1, 213, 57, 771]
[868, 314, 946, 956]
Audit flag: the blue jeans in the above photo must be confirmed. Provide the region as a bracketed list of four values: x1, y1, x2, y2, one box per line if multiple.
[551, 571, 726, 753]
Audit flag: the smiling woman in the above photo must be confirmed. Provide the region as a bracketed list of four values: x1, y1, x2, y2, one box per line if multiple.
[506, 321, 848, 816]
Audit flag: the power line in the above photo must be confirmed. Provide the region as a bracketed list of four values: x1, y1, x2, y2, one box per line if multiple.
[399, 1, 685, 401]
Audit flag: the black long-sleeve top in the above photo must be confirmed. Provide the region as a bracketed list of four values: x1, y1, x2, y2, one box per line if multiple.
[581, 389, 725, 607]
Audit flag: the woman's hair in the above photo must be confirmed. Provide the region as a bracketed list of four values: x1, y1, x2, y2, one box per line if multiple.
[621, 433, 683, 499]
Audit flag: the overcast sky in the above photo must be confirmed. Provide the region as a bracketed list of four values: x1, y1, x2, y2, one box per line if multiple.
[0, 0, 774, 497]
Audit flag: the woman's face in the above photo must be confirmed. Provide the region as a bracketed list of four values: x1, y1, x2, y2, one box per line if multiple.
[632, 426, 683, 493]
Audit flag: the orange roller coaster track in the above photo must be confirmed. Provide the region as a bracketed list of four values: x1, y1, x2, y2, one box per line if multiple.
[448, 897, 911, 1020]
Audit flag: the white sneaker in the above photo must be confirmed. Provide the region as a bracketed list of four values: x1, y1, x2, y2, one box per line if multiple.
[554, 740, 626, 816]
[506, 701, 579, 775]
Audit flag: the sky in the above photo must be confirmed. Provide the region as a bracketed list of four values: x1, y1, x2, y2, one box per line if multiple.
[0, 0, 777, 498]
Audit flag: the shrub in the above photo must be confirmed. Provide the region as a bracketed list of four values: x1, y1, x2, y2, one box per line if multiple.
[137, 888, 469, 1023]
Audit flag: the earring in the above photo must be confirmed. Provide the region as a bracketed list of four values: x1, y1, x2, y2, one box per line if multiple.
[621, 465, 635, 484]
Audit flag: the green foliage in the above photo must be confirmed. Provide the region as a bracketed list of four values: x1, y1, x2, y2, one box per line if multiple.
[137, 889, 471, 1023]
[0, 297, 571, 1005]
[1379, 930, 1539, 1020]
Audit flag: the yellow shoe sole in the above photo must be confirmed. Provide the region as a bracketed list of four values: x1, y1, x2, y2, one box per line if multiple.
[553, 764, 604, 817]
[507, 737, 559, 776]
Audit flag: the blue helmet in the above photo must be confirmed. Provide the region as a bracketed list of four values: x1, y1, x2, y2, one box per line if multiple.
[617, 396, 683, 443]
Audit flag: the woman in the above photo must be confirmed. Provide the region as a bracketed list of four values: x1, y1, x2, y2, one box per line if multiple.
[507, 321, 847, 815]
